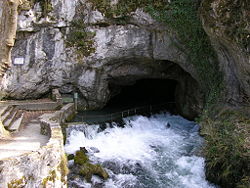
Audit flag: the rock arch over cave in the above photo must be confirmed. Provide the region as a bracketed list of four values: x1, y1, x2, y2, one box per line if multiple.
[101, 60, 204, 120]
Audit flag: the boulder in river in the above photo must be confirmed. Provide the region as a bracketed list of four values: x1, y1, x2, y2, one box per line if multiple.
[73, 149, 109, 182]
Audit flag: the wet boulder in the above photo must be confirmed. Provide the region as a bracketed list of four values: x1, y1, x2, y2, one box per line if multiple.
[73, 149, 109, 182]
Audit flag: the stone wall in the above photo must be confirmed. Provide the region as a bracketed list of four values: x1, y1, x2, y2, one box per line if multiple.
[40, 103, 75, 136]
[0, 103, 75, 187]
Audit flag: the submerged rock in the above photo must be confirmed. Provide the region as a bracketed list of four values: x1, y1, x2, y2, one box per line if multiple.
[165, 122, 171, 128]
[89, 147, 100, 154]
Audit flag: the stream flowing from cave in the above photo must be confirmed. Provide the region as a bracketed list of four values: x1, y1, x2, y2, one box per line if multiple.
[65, 113, 217, 188]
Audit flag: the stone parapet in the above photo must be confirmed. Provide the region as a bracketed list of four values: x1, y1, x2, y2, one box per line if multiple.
[0, 103, 75, 187]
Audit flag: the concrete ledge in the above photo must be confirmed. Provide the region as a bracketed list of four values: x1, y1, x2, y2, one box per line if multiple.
[17, 102, 61, 111]
[0, 89, 63, 111]
[0, 103, 75, 187]
[0, 100, 62, 111]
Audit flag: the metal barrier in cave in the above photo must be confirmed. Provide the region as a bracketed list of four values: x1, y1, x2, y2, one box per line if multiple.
[78, 102, 176, 124]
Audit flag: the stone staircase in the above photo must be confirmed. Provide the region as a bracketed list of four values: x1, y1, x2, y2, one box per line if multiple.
[0, 105, 24, 132]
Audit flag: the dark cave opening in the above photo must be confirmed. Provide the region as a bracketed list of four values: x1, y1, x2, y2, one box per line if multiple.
[74, 79, 179, 123]
[104, 79, 178, 113]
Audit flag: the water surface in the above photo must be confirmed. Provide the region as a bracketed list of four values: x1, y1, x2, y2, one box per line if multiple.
[65, 113, 217, 188]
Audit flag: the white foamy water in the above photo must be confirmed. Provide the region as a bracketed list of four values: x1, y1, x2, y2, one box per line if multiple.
[65, 113, 217, 188]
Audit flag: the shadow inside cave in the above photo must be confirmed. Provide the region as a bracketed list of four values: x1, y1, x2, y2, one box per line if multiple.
[75, 79, 178, 123]
[106, 79, 177, 112]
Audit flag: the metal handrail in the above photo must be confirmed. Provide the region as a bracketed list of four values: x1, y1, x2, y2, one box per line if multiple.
[78, 102, 176, 124]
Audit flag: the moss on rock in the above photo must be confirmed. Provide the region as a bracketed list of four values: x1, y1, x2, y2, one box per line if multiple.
[66, 19, 96, 59]
[59, 154, 69, 183]
[33, 0, 53, 17]
[74, 149, 89, 165]
[67, 153, 75, 161]
[42, 170, 57, 187]
[200, 0, 250, 52]
[73, 149, 109, 182]
[87, 0, 166, 19]
[79, 163, 109, 182]
[7, 176, 26, 188]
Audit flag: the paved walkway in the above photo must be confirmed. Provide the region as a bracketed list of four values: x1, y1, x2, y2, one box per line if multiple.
[0, 112, 50, 160]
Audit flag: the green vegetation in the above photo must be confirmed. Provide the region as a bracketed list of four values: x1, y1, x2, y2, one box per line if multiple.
[66, 19, 96, 59]
[28, 0, 53, 17]
[74, 149, 109, 182]
[200, 106, 250, 188]
[88, 0, 165, 19]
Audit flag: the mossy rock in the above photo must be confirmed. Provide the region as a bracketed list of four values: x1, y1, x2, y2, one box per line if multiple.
[67, 154, 75, 161]
[79, 163, 109, 182]
[73, 149, 109, 182]
[74, 150, 89, 165]
[7, 176, 26, 188]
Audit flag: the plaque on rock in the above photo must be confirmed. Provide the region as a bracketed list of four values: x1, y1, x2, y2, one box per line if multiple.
[13, 57, 24, 65]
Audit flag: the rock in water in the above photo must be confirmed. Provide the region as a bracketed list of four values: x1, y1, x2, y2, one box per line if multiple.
[74, 150, 89, 165]
[73, 149, 109, 182]
[166, 122, 171, 128]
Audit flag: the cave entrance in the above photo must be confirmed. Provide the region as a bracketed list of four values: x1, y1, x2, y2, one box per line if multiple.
[75, 60, 203, 122]
[75, 78, 178, 123]
[105, 79, 177, 113]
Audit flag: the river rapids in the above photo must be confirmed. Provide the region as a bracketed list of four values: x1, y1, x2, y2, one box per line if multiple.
[65, 113, 217, 188]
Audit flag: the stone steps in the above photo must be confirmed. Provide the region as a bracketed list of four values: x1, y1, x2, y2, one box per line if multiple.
[0, 106, 9, 116]
[3, 109, 18, 128]
[8, 113, 24, 132]
[0, 105, 24, 132]
[1, 106, 14, 122]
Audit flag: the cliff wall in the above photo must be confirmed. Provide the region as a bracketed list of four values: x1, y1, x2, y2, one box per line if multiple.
[0, 0, 204, 119]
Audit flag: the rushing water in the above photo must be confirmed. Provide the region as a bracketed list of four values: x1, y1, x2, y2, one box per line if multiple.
[65, 113, 217, 188]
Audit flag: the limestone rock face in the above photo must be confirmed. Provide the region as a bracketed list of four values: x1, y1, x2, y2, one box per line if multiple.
[0, 0, 203, 119]
[200, 0, 250, 105]
[0, 0, 20, 75]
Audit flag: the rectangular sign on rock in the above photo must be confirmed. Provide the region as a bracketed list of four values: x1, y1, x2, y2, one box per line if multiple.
[13, 58, 24, 65]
